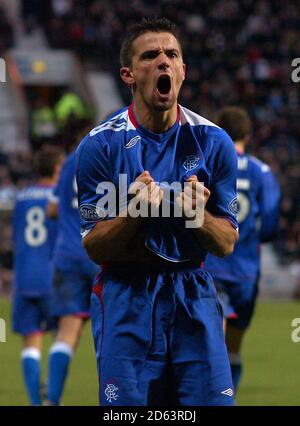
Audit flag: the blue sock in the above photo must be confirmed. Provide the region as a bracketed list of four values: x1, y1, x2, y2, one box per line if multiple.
[21, 348, 41, 406]
[229, 353, 243, 393]
[47, 342, 73, 405]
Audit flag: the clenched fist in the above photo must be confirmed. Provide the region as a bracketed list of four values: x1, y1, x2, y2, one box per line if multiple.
[176, 175, 210, 228]
[128, 171, 164, 217]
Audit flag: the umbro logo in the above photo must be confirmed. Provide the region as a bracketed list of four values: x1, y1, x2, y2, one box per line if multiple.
[125, 136, 141, 149]
[221, 388, 234, 397]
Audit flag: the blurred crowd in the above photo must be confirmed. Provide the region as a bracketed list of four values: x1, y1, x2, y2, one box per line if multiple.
[40, 0, 300, 264]
[0, 0, 299, 290]
[0, 5, 14, 54]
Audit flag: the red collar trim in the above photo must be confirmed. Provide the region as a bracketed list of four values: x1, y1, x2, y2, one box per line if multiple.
[128, 103, 181, 129]
[128, 103, 138, 128]
[177, 104, 180, 123]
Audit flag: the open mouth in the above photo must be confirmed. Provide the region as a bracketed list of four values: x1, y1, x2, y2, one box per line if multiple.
[157, 75, 171, 95]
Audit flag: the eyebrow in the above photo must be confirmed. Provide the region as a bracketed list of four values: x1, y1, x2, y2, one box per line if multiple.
[139, 48, 180, 59]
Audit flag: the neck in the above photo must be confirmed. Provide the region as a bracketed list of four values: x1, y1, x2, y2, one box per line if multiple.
[133, 99, 178, 133]
[38, 177, 55, 186]
[235, 141, 245, 154]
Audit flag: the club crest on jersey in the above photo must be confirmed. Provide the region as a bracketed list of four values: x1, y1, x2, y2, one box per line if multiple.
[228, 197, 238, 215]
[125, 136, 141, 149]
[79, 204, 101, 221]
[183, 155, 200, 172]
[104, 384, 118, 403]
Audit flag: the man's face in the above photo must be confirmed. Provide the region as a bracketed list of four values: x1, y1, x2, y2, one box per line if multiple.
[121, 32, 186, 111]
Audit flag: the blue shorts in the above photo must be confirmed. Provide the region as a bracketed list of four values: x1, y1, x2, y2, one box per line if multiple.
[91, 263, 234, 406]
[51, 257, 98, 318]
[12, 293, 55, 336]
[214, 278, 259, 330]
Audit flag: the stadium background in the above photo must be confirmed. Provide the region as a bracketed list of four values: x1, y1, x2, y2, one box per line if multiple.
[0, 0, 299, 405]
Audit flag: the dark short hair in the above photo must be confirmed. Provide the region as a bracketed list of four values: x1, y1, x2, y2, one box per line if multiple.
[214, 106, 251, 142]
[33, 145, 64, 178]
[120, 17, 182, 67]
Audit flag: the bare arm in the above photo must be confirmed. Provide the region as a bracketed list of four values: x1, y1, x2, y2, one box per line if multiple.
[47, 202, 58, 219]
[193, 210, 238, 257]
[177, 175, 239, 258]
[83, 171, 164, 264]
[83, 215, 145, 264]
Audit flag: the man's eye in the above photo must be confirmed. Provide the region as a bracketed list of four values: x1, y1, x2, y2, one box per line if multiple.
[169, 52, 178, 58]
[143, 52, 158, 60]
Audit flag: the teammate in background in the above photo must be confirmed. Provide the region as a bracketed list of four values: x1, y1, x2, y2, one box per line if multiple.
[12, 146, 64, 406]
[76, 17, 239, 406]
[205, 106, 280, 394]
[45, 130, 99, 406]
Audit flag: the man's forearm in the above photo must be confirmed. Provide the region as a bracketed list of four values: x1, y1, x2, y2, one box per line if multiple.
[83, 170, 166, 264]
[192, 210, 238, 257]
[47, 202, 58, 219]
[83, 215, 143, 264]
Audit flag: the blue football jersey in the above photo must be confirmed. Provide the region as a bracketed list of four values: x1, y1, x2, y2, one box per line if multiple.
[76, 104, 238, 263]
[52, 152, 89, 261]
[205, 153, 280, 284]
[13, 185, 57, 296]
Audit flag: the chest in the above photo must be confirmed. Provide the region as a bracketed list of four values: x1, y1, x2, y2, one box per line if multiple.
[110, 127, 212, 188]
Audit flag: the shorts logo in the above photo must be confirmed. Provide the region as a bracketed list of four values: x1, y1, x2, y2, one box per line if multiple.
[183, 155, 200, 172]
[105, 384, 118, 403]
[228, 197, 238, 215]
[79, 204, 101, 221]
[221, 388, 234, 397]
[125, 136, 141, 149]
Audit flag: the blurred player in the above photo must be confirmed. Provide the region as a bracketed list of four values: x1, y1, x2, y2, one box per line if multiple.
[45, 130, 99, 406]
[205, 106, 280, 393]
[12, 146, 64, 406]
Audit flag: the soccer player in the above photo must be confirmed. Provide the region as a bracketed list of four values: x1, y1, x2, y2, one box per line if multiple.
[12, 145, 64, 406]
[45, 140, 99, 406]
[76, 17, 239, 406]
[205, 106, 280, 393]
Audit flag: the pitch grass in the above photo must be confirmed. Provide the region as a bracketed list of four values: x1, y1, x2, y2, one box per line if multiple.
[0, 298, 300, 406]
[0, 297, 98, 406]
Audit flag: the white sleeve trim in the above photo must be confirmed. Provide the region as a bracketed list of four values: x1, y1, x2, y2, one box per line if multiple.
[81, 228, 92, 239]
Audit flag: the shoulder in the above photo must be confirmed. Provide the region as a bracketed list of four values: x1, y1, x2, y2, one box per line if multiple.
[16, 185, 38, 199]
[61, 152, 76, 172]
[89, 107, 130, 138]
[76, 107, 130, 159]
[248, 155, 271, 173]
[16, 186, 30, 199]
[65, 151, 76, 164]
[179, 105, 234, 150]
[16, 185, 52, 202]
[179, 105, 220, 129]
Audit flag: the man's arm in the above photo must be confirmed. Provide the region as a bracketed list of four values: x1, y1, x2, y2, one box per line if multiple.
[177, 175, 238, 257]
[258, 168, 280, 242]
[47, 201, 58, 219]
[83, 171, 164, 264]
[193, 210, 238, 257]
[83, 216, 143, 263]
[47, 159, 64, 219]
